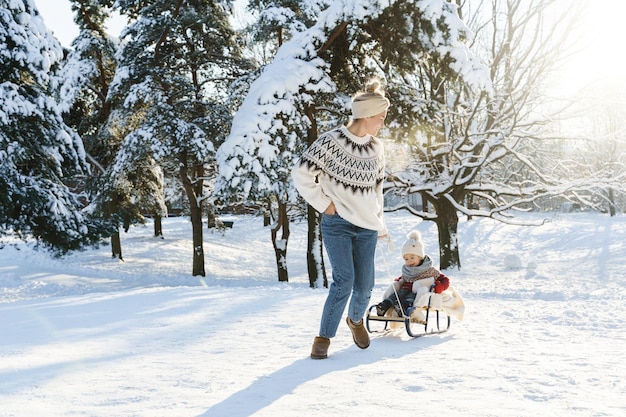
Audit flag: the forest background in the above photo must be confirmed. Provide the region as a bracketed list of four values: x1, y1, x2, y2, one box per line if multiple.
[2, 0, 626, 282]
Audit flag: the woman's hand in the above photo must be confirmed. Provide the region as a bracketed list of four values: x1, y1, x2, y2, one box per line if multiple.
[324, 202, 336, 215]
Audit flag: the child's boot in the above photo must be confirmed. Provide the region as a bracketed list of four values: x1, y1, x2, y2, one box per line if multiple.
[376, 299, 393, 316]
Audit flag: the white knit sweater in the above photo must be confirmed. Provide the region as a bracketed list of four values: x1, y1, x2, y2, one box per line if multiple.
[292, 126, 387, 235]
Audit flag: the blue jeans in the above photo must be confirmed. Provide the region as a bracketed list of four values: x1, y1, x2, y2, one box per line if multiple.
[319, 213, 378, 338]
[384, 288, 415, 313]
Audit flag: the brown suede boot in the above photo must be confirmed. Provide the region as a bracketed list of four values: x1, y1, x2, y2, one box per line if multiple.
[311, 336, 330, 359]
[346, 317, 370, 349]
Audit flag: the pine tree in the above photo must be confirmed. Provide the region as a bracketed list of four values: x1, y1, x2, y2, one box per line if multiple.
[0, 0, 112, 253]
[110, 0, 248, 275]
[216, 0, 488, 283]
[58, 0, 118, 173]
[215, 1, 333, 284]
[55, 0, 144, 259]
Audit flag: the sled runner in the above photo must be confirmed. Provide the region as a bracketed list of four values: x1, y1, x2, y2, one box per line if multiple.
[366, 288, 452, 338]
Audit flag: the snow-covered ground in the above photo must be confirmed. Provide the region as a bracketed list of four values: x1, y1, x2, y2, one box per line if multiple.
[1, 211, 625, 416]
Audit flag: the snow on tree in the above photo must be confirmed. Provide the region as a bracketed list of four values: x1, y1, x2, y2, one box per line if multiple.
[552, 81, 626, 216]
[51, 0, 153, 259]
[215, 1, 339, 283]
[109, 0, 248, 275]
[384, 0, 614, 269]
[215, 0, 490, 283]
[247, 0, 329, 55]
[0, 0, 112, 253]
[56, 1, 117, 114]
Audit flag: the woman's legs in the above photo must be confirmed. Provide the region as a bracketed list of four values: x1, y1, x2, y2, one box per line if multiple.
[348, 226, 378, 321]
[319, 214, 354, 338]
[318, 214, 377, 338]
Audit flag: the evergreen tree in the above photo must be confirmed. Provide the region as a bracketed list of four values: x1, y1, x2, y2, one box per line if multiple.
[58, 0, 118, 173]
[216, 0, 487, 283]
[55, 0, 154, 259]
[216, 0, 334, 284]
[0, 0, 112, 253]
[110, 0, 248, 275]
[247, 0, 327, 52]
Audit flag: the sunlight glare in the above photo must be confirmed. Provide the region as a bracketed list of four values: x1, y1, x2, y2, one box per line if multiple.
[556, 0, 626, 97]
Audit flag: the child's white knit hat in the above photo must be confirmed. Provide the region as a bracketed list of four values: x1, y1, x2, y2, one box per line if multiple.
[402, 230, 424, 257]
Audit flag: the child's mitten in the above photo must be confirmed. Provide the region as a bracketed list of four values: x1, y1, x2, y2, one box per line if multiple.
[433, 274, 450, 293]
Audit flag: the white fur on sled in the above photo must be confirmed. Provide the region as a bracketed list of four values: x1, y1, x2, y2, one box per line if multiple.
[382, 280, 465, 321]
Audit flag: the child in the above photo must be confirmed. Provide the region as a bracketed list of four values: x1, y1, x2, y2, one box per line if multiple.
[376, 230, 450, 318]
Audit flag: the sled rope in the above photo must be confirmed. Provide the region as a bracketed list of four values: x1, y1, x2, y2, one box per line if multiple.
[378, 237, 408, 317]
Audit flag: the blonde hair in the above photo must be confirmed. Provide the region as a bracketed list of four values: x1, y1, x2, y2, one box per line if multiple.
[354, 79, 387, 100]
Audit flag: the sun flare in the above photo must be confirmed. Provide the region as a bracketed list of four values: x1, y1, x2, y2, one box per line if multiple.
[556, 0, 626, 96]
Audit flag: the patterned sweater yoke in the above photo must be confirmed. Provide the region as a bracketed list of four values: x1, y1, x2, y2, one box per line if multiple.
[299, 129, 384, 192]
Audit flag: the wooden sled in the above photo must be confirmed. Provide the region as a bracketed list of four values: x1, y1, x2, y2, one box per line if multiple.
[365, 294, 451, 338]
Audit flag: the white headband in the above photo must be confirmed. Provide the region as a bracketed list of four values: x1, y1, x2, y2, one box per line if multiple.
[351, 95, 390, 119]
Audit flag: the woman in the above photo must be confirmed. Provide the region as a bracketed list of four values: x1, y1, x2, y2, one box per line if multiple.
[292, 79, 389, 359]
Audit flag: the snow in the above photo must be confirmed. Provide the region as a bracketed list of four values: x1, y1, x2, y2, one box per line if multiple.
[1, 211, 625, 416]
[2, 2, 618, 412]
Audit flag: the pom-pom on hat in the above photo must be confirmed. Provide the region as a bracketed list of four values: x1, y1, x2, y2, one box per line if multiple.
[351, 79, 390, 119]
[402, 230, 424, 258]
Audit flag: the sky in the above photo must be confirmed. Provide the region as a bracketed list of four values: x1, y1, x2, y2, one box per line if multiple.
[553, 0, 626, 96]
[35, 0, 126, 44]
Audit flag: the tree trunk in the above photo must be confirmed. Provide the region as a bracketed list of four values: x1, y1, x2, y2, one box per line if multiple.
[180, 161, 205, 277]
[154, 214, 163, 238]
[434, 197, 461, 270]
[307, 205, 327, 288]
[271, 199, 290, 282]
[190, 203, 205, 277]
[303, 103, 327, 287]
[263, 198, 272, 226]
[111, 228, 123, 260]
[109, 196, 123, 260]
[608, 188, 616, 217]
[207, 208, 216, 229]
